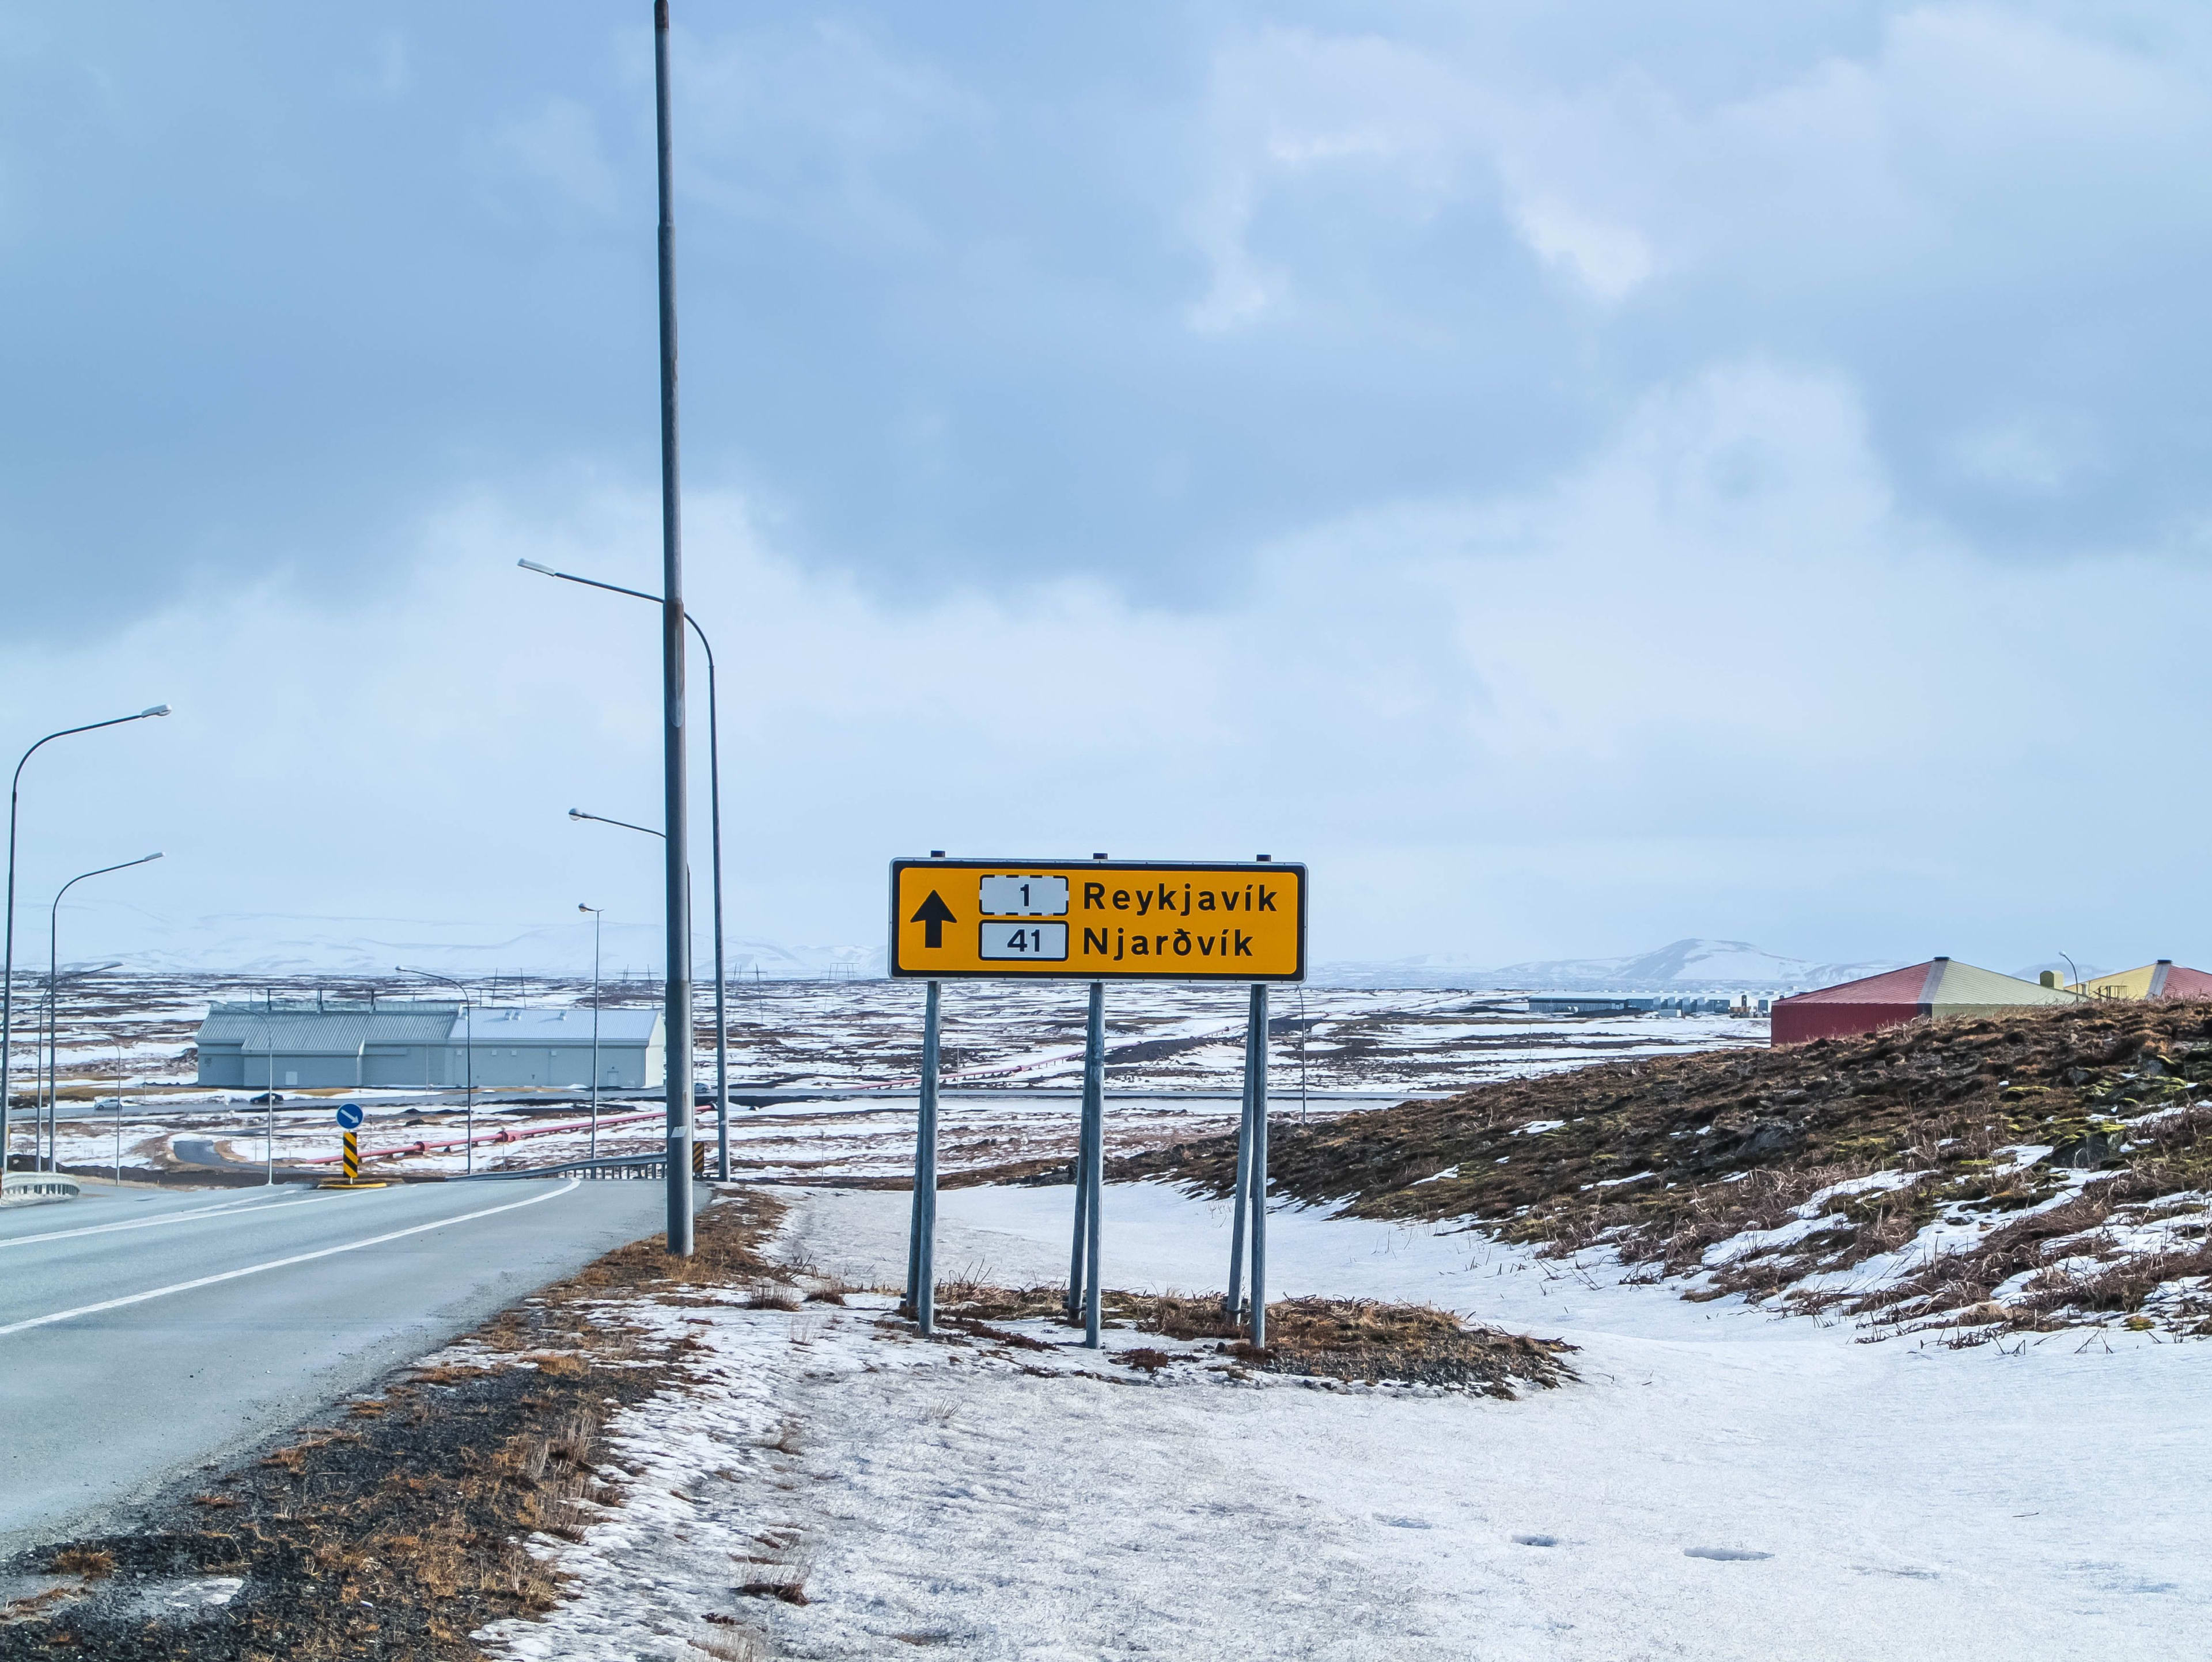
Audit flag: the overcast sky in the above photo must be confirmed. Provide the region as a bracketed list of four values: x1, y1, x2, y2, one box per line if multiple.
[5, 2, 2210, 978]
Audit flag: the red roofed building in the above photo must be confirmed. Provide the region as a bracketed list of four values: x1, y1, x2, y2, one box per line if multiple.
[1771, 957, 2074, 1045]
[2071, 960, 2212, 1001]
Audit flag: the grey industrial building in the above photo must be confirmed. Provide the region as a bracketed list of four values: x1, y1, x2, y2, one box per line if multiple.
[194, 1001, 665, 1091]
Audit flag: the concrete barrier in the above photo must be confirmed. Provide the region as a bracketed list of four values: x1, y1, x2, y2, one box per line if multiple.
[1, 1174, 81, 1206]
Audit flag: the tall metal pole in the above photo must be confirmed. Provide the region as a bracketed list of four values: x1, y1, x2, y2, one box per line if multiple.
[265, 997, 276, 1186]
[913, 981, 941, 1334]
[1067, 984, 1101, 1323]
[704, 642, 728, 1181]
[654, 0, 694, 1256]
[2, 707, 168, 1173]
[42, 855, 159, 1177]
[524, 574, 732, 1182]
[582, 905, 603, 1162]
[397, 967, 475, 1176]
[40, 969, 53, 1172]
[1248, 982, 1270, 1349]
[1225, 1015, 1256, 1318]
[1081, 982, 1105, 1348]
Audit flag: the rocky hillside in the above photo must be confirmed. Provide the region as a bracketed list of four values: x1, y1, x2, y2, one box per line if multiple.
[1116, 1000, 2212, 1340]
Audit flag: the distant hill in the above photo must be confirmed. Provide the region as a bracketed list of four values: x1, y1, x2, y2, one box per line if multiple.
[1315, 938, 1902, 993]
[101, 916, 886, 981]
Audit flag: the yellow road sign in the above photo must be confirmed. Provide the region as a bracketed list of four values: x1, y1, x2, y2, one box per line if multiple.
[889, 859, 1305, 981]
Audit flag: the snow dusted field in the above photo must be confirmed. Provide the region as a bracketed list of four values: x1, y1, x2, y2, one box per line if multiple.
[17, 972, 1763, 1183]
[481, 1182, 2211, 1661]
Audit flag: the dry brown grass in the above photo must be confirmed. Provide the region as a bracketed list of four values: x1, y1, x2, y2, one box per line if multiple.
[42, 1550, 111, 1583]
[933, 1284, 1574, 1395]
[1108, 1000, 2212, 1329]
[1, 1191, 786, 1660]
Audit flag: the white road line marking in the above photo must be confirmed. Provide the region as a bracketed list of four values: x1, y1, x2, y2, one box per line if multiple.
[0, 1179, 582, 1337]
[0, 1192, 340, 1250]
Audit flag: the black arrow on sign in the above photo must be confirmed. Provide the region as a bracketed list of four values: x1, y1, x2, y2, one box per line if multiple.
[910, 890, 957, 948]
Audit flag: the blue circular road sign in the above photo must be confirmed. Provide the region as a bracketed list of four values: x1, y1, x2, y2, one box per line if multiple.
[336, 1103, 363, 1130]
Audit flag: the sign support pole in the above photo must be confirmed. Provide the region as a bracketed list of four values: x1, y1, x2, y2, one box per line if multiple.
[1067, 983, 1099, 1322]
[652, 0, 694, 1258]
[905, 1113, 925, 1314]
[1247, 982, 1270, 1348]
[1065, 1116, 1089, 1323]
[1079, 981, 1105, 1346]
[1225, 1016, 1256, 1318]
[911, 980, 942, 1334]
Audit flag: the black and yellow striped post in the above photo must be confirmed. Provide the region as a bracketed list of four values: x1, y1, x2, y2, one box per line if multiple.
[320, 1102, 387, 1190]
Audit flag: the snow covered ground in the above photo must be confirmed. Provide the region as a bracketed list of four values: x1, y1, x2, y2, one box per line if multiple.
[16, 972, 1763, 1182]
[480, 1182, 2212, 1660]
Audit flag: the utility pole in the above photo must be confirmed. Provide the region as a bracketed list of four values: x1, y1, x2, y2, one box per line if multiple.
[581, 904, 603, 1160]
[654, 0, 694, 1255]
[2, 706, 168, 1171]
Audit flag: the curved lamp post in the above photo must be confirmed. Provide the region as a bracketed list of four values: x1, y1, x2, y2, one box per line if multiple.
[580, 904, 604, 1160]
[42, 853, 161, 1172]
[525, 559, 729, 1182]
[569, 810, 692, 1167]
[3, 704, 168, 1171]
[397, 966, 475, 1174]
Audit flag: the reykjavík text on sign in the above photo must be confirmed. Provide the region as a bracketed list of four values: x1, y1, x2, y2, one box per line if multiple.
[888, 859, 1306, 981]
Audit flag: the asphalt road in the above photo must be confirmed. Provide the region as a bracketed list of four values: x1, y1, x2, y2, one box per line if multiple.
[0, 1175, 677, 1555]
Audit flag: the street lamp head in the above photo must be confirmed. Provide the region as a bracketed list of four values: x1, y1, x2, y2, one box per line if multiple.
[517, 559, 557, 576]
[139, 705, 170, 719]
[569, 808, 585, 819]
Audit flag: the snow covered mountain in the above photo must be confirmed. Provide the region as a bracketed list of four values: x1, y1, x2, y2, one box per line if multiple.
[97, 915, 886, 981]
[1316, 938, 1903, 993]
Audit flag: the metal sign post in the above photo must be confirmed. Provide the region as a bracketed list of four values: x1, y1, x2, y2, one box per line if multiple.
[891, 855, 1305, 1352]
[1247, 984, 1269, 1348]
[904, 982, 944, 1333]
[1224, 997, 1256, 1321]
[321, 1103, 384, 1192]
[1079, 983, 1105, 1345]
[1222, 985, 1270, 1342]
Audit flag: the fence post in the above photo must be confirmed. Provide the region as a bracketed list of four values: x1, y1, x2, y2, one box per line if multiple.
[1248, 983, 1269, 1349]
[915, 981, 942, 1334]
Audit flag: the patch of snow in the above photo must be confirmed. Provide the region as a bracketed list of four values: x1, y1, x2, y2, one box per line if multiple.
[1704, 1213, 1850, 1269]
[480, 1184, 2212, 1661]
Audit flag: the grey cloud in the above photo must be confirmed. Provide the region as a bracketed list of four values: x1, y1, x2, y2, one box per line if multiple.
[4, 1, 2210, 652]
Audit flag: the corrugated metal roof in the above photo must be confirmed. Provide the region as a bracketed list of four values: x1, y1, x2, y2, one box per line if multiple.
[1923, 959, 2074, 1011]
[1777, 958, 2073, 1010]
[2070, 962, 2212, 1001]
[1772, 963, 1934, 1005]
[197, 1003, 662, 1051]
[199, 1003, 459, 1050]
[457, 1008, 662, 1044]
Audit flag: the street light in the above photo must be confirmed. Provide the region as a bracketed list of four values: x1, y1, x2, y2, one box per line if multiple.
[43, 853, 161, 1173]
[570, 809, 694, 1172]
[527, 556, 730, 1183]
[570, 807, 663, 841]
[397, 967, 475, 1175]
[3, 704, 168, 1173]
[580, 904, 603, 1160]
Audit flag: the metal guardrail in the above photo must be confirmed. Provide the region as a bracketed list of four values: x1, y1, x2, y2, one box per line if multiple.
[461, 1152, 680, 1182]
[1, 1174, 81, 1204]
